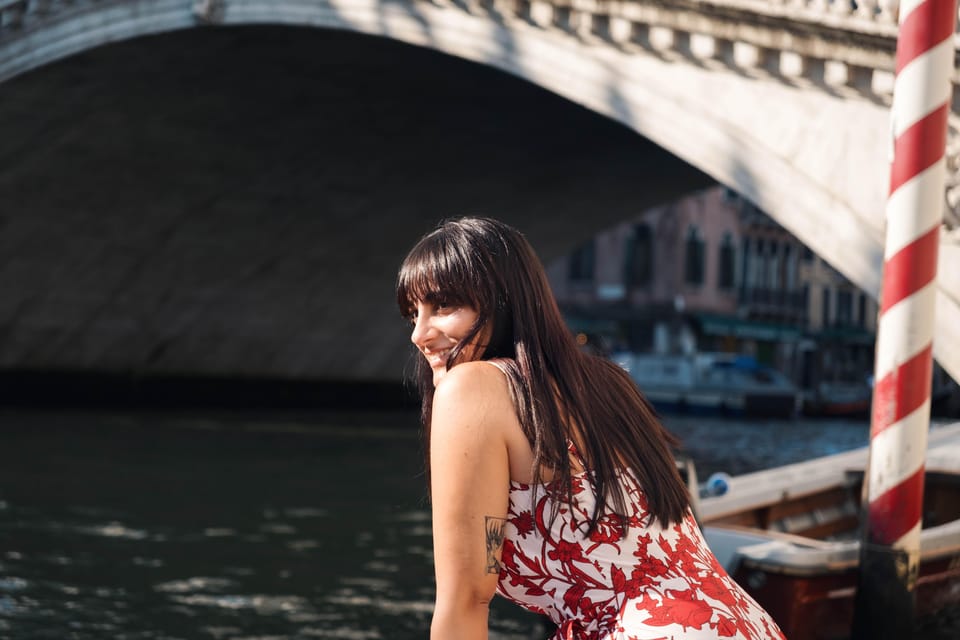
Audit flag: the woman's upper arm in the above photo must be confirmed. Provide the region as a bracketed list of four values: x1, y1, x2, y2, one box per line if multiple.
[429, 363, 513, 612]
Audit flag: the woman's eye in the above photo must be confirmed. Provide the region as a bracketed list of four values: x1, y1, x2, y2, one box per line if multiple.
[436, 299, 460, 311]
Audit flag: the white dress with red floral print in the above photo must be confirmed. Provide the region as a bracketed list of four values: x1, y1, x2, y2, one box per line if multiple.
[495, 462, 786, 640]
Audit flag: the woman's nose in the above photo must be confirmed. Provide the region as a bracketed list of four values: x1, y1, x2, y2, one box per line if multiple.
[410, 314, 430, 347]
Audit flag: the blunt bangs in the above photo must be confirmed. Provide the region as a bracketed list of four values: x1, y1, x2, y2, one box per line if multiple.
[396, 226, 485, 317]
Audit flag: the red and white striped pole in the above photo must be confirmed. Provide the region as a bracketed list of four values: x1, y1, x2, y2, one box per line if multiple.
[851, 1, 955, 637]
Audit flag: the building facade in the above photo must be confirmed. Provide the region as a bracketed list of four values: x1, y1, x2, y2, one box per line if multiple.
[795, 246, 878, 393]
[547, 186, 741, 355]
[547, 185, 879, 392]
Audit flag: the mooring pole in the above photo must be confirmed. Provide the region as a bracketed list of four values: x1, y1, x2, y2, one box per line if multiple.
[850, 2, 956, 638]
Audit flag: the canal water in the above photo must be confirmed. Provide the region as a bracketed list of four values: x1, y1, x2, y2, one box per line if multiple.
[0, 410, 955, 639]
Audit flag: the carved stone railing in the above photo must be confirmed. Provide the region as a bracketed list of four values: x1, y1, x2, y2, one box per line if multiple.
[2, 0, 958, 93]
[479, 0, 960, 94]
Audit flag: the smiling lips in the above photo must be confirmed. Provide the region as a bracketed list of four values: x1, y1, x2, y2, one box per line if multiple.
[424, 348, 453, 368]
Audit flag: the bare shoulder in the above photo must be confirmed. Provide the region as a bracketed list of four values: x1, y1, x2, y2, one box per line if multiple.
[435, 360, 535, 483]
[433, 360, 512, 402]
[432, 361, 516, 426]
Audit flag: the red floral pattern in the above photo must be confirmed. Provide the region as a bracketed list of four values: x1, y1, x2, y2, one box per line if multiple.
[496, 463, 786, 640]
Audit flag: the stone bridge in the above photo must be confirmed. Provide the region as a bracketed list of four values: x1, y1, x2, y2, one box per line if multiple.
[1, 0, 959, 387]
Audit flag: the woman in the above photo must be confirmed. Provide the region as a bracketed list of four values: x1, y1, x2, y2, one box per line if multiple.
[397, 217, 785, 640]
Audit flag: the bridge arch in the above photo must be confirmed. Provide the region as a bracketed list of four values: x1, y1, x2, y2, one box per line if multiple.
[2, 0, 957, 382]
[1, 0, 890, 276]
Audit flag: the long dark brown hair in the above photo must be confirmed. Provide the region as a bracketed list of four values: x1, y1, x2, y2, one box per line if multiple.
[396, 216, 689, 529]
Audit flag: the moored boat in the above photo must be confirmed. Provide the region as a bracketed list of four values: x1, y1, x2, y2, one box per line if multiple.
[801, 380, 872, 418]
[614, 351, 801, 418]
[696, 421, 960, 639]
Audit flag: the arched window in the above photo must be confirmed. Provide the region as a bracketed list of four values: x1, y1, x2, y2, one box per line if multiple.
[741, 237, 752, 289]
[837, 290, 853, 326]
[768, 240, 780, 289]
[717, 232, 736, 290]
[822, 287, 832, 328]
[624, 224, 653, 287]
[753, 238, 766, 289]
[684, 226, 705, 286]
[784, 244, 796, 290]
[568, 239, 595, 282]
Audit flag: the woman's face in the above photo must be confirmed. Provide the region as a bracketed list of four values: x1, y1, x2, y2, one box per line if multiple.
[409, 299, 485, 386]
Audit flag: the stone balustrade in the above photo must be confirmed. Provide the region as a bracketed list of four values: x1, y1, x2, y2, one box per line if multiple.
[2, 0, 958, 95]
[477, 0, 960, 95]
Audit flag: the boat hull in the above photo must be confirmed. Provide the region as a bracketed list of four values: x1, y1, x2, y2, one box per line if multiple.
[729, 550, 960, 640]
[698, 422, 960, 639]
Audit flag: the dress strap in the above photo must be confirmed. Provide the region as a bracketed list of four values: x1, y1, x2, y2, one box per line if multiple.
[484, 358, 511, 376]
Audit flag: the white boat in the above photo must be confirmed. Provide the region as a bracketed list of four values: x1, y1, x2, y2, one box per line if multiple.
[614, 351, 801, 418]
[693, 421, 960, 639]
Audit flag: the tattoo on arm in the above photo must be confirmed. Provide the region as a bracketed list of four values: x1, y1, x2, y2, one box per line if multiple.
[485, 516, 507, 574]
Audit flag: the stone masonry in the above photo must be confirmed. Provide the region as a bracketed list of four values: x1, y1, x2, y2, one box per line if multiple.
[0, 26, 709, 386]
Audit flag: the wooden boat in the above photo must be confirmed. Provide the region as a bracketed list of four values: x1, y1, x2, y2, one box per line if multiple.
[693, 421, 960, 640]
[801, 381, 872, 418]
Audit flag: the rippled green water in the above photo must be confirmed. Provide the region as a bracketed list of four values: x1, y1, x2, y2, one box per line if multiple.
[0, 411, 548, 639]
[0, 411, 955, 639]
